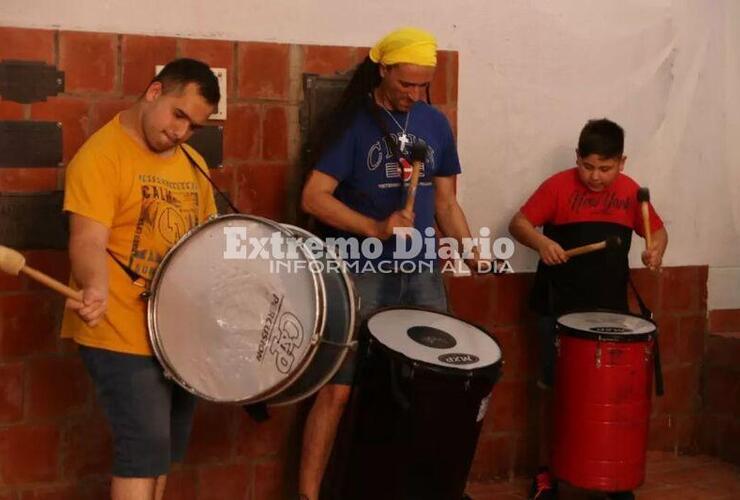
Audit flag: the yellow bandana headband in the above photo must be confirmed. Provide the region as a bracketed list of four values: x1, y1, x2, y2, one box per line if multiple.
[369, 27, 437, 67]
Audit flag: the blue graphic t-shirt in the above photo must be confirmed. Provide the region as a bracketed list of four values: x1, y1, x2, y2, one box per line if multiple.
[315, 101, 461, 266]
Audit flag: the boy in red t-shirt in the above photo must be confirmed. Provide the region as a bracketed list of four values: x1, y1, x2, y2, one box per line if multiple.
[509, 119, 668, 500]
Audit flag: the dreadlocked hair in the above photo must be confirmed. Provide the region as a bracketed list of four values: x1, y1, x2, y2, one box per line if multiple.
[303, 57, 383, 170]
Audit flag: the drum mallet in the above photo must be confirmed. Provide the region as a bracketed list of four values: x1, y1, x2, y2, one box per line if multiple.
[0, 245, 83, 302]
[404, 140, 428, 214]
[564, 236, 621, 258]
[637, 187, 652, 250]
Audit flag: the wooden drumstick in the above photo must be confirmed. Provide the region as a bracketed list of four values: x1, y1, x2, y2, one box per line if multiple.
[637, 187, 652, 250]
[403, 140, 427, 214]
[564, 236, 621, 258]
[0, 245, 83, 302]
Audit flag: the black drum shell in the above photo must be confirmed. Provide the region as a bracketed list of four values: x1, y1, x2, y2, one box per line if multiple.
[338, 307, 503, 500]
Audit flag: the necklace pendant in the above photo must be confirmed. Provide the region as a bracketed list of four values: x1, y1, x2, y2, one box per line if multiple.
[398, 133, 410, 153]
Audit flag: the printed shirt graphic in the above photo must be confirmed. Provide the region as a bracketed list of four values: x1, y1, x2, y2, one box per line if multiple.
[61, 115, 217, 355]
[520, 168, 664, 233]
[315, 102, 461, 265]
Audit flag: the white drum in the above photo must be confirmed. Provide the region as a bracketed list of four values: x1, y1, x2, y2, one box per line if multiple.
[147, 214, 356, 405]
[340, 307, 503, 500]
[367, 308, 502, 371]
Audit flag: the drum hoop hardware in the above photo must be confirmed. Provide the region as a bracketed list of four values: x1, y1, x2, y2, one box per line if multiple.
[554, 335, 561, 358]
[595, 343, 602, 368]
[464, 371, 473, 391]
[320, 339, 359, 351]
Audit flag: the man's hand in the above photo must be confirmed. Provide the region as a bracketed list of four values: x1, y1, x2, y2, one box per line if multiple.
[376, 210, 415, 240]
[66, 286, 108, 327]
[464, 247, 493, 275]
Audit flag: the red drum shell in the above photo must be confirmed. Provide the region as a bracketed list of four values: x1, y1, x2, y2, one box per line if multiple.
[551, 311, 656, 492]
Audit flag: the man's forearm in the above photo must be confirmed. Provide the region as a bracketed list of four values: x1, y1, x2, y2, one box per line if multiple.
[303, 191, 382, 238]
[69, 239, 108, 291]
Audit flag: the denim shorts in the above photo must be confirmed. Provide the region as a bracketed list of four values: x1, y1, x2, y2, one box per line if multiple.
[79, 345, 196, 477]
[330, 266, 449, 385]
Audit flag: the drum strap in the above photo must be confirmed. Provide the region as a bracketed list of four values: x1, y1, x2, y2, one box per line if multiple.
[180, 146, 241, 215]
[242, 402, 270, 422]
[106, 249, 147, 287]
[104, 147, 241, 292]
[628, 275, 665, 397]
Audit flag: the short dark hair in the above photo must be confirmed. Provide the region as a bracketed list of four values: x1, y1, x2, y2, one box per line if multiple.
[577, 118, 624, 158]
[151, 58, 220, 106]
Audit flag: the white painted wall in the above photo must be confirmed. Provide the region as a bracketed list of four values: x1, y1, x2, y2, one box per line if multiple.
[1, 0, 738, 307]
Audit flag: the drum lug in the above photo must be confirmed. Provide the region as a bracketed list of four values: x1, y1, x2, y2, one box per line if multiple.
[644, 344, 652, 363]
[554, 335, 560, 358]
[465, 373, 473, 391]
[595, 344, 602, 368]
[139, 290, 151, 300]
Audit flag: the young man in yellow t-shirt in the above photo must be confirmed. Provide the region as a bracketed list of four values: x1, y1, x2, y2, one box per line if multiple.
[62, 58, 219, 500]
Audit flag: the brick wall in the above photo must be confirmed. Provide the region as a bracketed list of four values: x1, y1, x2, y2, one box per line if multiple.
[0, 25, 712, 498]
[0, 26, 457, 499]
[699, 310, 740, 465]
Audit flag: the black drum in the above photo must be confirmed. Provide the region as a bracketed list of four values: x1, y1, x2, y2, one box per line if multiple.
[341, 307, 503, 500]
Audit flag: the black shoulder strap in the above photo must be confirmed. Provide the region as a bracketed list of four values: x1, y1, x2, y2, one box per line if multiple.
[180, 146, 240, 215]
[628, 273, 664, 396]
[108, 146, 238, 285]
[107, 249, 144, 283]
[628, 274, 652, 319]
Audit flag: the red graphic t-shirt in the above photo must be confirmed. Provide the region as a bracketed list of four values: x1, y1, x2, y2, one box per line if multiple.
[520, 168, 663, 233]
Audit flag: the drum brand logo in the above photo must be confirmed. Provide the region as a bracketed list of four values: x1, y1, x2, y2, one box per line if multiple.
[589, 327, 631, 333]
[270, 313, 305, 374]
[257, 294, 283, 363]
[256, 293, 306, 374]
[438, 353, 480, 365]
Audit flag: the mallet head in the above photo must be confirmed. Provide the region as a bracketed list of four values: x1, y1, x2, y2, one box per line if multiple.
[637, 187, 650, 203]
[605, 235, 622, 250]
[410, 139, 428, 163]
[0, 245, 25, 276]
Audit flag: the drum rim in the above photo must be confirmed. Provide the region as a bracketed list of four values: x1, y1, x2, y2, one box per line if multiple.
[268, 224, 360, 406]
[556, 308, 657, 343]
[146, 213, 327, 404]
[364, 305, 504, 377]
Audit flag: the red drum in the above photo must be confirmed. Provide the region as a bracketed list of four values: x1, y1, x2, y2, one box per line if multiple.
[551, 311, 656, 492]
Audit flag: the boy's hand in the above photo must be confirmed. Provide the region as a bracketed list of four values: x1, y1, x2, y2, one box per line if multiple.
[538, 238, 568, 266]
[66, 287, 108, 327]
[641, 246, 663, 271]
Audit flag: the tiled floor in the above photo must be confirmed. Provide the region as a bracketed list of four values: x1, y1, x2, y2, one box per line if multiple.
[466, 451, 740, 499]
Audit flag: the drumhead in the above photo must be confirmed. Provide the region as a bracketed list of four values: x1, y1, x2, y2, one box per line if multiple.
[148, 214, 326, 403]
[366, 307, 501, 372]
[557, 311, 656, 341]
[268, 225, 358, 405]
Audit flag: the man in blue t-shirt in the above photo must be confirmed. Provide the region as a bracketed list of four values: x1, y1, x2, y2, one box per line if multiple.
[298, 27, 484, 500]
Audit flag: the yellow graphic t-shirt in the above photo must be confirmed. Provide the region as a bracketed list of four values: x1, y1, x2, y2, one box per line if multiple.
[61, 115, 217, 355]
